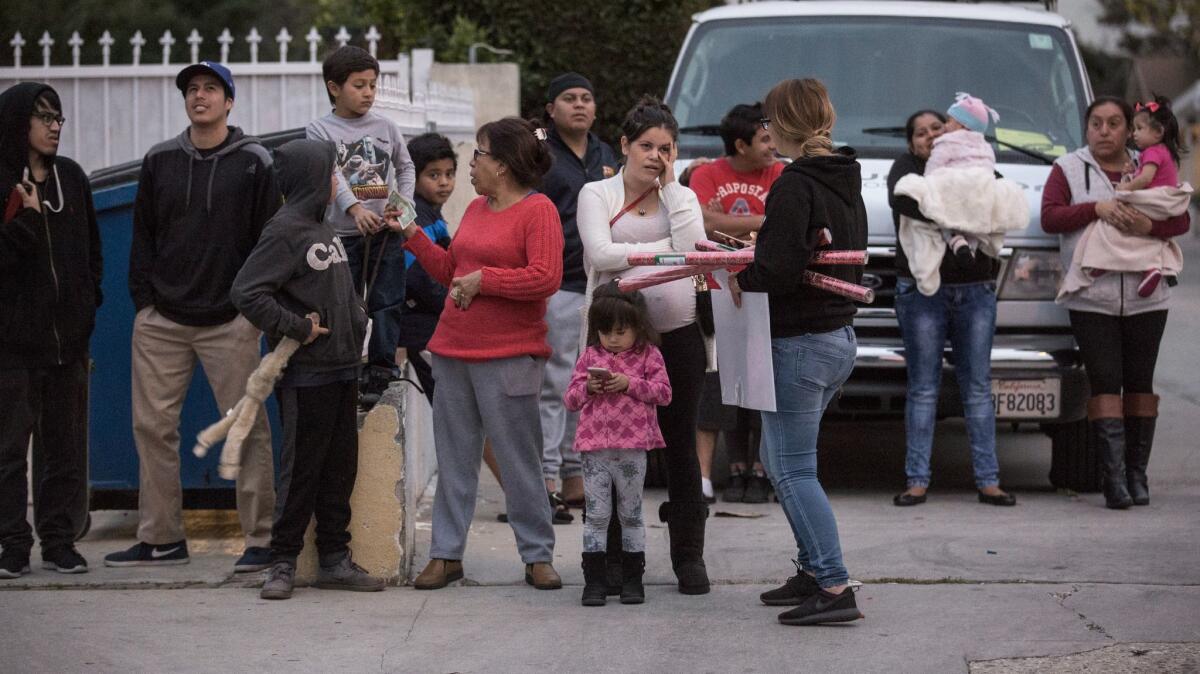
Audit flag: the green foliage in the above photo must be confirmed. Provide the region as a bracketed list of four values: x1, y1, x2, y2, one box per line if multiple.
[2, 0, 722, 143]
[1098, 0, 1200, 59]
[1079, 43, 1132, 97]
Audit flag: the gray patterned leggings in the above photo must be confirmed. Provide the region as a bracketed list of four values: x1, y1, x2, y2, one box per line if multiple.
[582, 450, 647, 553]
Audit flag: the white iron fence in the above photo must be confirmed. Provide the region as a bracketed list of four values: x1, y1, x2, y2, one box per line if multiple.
[1, 26, 476, 173]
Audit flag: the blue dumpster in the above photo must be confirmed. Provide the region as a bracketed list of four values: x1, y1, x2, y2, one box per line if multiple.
[86, 129, 302, 509]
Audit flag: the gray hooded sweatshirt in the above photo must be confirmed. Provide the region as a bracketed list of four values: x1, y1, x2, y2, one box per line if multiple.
[231, 139, 367, 387]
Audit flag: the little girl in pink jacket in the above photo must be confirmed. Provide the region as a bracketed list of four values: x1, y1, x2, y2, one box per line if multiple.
[564, 284, 671, 607]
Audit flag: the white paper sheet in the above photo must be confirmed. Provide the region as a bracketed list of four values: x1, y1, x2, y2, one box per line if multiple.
[711, 269, 776, 412]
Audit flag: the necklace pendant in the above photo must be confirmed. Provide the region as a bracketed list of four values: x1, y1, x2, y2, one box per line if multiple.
[637, 208, 646, 216]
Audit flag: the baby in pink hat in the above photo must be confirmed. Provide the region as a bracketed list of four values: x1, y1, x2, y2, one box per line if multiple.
[925, 92, 1001, 263]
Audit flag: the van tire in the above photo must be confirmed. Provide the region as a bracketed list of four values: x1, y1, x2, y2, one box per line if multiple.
[1045, 419, 1102, 493]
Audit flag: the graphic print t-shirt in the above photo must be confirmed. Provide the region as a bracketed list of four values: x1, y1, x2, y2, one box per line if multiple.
[306, 112, 416, 238]
[688, 157, 785, 216]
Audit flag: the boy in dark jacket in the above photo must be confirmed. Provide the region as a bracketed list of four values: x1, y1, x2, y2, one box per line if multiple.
[0, 83, 102, 578]
[232, 139, 383, 600]
[400, 133, 455, 404]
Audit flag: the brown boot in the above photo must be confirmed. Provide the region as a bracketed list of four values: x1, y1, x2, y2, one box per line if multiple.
[1089, 395, 1132, 510]
[413, 559, 463, 590]
[524, 562, 563, 590]
[1123, 393, 1159, 506]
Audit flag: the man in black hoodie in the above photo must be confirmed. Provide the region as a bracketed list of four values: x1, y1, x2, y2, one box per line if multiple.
[0, 83, 102, 578]
[105, 63, 280, 571]
[232, 139, 382, 599]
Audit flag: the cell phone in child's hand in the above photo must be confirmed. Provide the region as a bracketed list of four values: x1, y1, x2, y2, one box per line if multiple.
[713, 230, 752, 249]
[587, 367, 613, 381]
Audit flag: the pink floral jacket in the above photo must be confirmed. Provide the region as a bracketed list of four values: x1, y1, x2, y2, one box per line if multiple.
[564, 344, 672, 451]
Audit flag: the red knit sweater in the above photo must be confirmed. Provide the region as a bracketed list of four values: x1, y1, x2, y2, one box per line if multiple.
[403, 194, 564, 361]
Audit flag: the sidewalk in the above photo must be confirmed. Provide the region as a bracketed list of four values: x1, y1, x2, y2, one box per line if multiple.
[4, 459, 1199, 672]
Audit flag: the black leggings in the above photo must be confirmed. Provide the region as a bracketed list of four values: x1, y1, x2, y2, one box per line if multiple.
[1069, 310, 1168, 396]
[655, 322, 707, 503]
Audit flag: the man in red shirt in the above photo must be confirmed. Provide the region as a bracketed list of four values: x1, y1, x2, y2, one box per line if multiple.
[686, 102, 784, 503]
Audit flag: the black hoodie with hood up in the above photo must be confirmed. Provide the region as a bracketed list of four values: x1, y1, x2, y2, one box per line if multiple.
[129, 125, 279, 326]
[736, 147, 867, 337]
[231, 139, 367, 386]
[0, 82, 103, 368]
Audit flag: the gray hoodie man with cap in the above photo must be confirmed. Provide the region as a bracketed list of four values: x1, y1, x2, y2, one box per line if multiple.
[106, 62, 280, 571]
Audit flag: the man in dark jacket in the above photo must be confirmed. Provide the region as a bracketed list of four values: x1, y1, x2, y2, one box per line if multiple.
[0, 83, 102, 578]
[231, 138, 381, 599]
[536, 73, 620, 508]
[105, 62, 280, 572]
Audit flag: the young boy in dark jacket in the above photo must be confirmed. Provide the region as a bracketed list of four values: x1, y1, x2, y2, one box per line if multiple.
[0, 83, 102, 578]
[231, 139, 383, 599]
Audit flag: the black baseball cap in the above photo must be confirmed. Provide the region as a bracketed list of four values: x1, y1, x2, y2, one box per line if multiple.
[176, 61, 236, 100]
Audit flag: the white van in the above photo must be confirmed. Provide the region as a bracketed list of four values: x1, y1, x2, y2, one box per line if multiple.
[665, 1, 1101, 490]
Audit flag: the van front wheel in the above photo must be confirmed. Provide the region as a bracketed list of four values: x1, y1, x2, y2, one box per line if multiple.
[1044, 419, 1102, 493]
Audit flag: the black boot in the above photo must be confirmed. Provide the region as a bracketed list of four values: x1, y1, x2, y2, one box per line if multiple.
[620, 551, 645, 605]
[660, 501, 711, 595]
[580, 552, 608, 607]
[1124, 393, 1159, 506]
[1090, 395, 1132, 510]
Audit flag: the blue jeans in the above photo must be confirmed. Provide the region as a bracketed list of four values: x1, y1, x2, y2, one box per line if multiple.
[759, 326, 856, 589]
[894, 278, 999, 490]
[343, 232, 407, 368]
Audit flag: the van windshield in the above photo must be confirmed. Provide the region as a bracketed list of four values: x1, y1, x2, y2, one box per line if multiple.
[667, 17, 1087, 164]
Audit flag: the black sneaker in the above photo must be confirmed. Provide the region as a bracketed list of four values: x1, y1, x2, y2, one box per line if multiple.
[723, 473, 747, 503]
[0, 548, 31, 579]
[743, 475, 771, 504]
[42, 545, 88, 574]
[234, 546, 272, 573]
[104, 540, 189, 567]
[778, 587, 864, 626]
[760, 559, 820, 606]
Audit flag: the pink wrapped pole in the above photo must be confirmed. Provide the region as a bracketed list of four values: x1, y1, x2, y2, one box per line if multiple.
[617, 264, 725, 292]
[802, 270, 875, 303]
[810, 249, 868, 265]
[627, 250, 756, 266]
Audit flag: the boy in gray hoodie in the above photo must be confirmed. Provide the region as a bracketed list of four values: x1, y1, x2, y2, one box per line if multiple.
[231, 139, 383, 599]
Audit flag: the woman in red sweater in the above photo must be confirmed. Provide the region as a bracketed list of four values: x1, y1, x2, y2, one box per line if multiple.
[395, 118, 565, 590]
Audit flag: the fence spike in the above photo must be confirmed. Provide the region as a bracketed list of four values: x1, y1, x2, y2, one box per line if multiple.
[365, 25, 381, 58]
[335, 26, 350, 48]
[69, 31, 83, 67]
[276, 27, 291, 63]
[98, 30, 114, 67]
[305, 27, 322, 63]
[10, 32, 25, 68]
[246, 27, 262, 64]
[39, 31, 54, 68]
[130, 30, 145, 66]
[187, 29, 203, 63]
[159, 29, 175, 66]
[217, 28, 233, 63]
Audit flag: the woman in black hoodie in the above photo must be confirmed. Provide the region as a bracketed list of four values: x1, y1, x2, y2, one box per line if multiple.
[0, 83, 102, 578]
[728, 79, 865, 626]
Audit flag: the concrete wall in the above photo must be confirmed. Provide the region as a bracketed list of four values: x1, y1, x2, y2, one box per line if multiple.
[430, 62, 520, 229]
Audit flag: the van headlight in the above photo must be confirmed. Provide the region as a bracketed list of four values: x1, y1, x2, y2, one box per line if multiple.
[999, 249, 1063, 300]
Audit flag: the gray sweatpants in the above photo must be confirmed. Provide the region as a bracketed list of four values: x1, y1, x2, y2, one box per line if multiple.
[581, 450, 648, 553]
[430, 354, 555, 564]
[539, 290, 585, 482]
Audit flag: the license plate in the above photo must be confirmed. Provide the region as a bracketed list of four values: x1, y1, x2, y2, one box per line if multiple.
[991, 378, 1060, 419]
